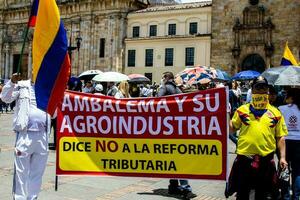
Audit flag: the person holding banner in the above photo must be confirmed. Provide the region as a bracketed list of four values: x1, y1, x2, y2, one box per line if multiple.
[157, 71, 182, 97]
[157, 71, 196, 198]
[228, 76, 288, 200]
[0, 73, 51, 200]
[106, 82, 119, 97]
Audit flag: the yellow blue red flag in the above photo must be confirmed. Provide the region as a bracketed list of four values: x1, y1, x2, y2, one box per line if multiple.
[281, 42, 298, 66]
[28, 0, 39, 27]
[32, 0, 70, 115]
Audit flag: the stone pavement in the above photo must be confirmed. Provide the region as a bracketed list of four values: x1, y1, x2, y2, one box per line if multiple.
[0, 113, 236, 200]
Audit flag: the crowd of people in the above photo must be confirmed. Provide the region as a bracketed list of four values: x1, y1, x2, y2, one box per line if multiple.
[0, 71, 299, 200]
[63, 72, 300, 200]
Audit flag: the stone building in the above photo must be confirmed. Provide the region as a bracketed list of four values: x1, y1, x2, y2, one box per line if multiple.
[125, 1, 212, 82]
[211, 0, 300, 74]
[0, 0, 148, 79]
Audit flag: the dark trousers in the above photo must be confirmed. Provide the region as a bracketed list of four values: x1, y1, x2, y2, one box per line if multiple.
[234, 154, 278, 200]
[281, 140, 300, 200]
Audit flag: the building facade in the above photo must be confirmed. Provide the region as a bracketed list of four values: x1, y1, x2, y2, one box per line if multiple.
[125, 2, 212, 82]
[0, 0, 148, 79]
[211, 0, 300, 74]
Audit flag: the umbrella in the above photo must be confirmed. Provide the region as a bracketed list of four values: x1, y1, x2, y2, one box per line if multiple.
[78, 70, 103, 80]
[128, 74, 150, 83]
[262, 65, 300, 86]
[92, 72, 129, 82]
[215, 69, 231, 81]
[232, 70, 260, 81]
[176, 66, 217, 85]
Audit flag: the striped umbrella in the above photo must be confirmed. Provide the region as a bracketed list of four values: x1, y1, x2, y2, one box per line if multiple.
[128, 74, 150, 83]
[176, 66, 217, 85]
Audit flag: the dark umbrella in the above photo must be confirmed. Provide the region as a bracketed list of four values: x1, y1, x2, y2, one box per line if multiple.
[128, 74, 150, 83]
[78, 70, 103, 81]
[262, 65, 300, 86]
[232, 70, 260, 81]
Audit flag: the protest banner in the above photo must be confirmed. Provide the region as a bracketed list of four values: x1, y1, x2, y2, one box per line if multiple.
[56, 87, 228, 180]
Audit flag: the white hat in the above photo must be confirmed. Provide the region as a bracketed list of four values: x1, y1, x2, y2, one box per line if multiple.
[94, 84, 103, 92]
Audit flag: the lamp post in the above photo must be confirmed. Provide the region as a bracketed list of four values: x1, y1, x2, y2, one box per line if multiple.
[67, 32, 82, 75]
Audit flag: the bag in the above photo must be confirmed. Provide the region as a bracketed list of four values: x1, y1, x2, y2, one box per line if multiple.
[278, 167, 290, 182]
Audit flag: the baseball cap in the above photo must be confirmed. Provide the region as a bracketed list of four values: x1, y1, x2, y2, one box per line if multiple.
[251, 76, 268, 89]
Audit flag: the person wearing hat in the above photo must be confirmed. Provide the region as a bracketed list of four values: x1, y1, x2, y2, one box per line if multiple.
[227, 76, 288, 199]
[0, 73, 51, 200]
[94, 83, 104, 95]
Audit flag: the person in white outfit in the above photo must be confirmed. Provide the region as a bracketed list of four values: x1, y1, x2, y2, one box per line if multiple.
[279, 88, 300, 200]
[0, 74, 50, 200]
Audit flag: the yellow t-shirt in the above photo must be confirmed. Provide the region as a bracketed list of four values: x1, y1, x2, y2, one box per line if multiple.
[232, 103, 288, 156]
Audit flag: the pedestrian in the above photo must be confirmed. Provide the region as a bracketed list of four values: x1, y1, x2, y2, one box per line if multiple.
[140, 84, 153, 97]
[93, 83, 104, 95]
[227, 76, 288, 199]
[0, 73, 51, 200]
[279, 88, 300, 200]
[82, 81, 94, 93]
[114, 81, 130, 98]
[228, 81, 240, 145]
[106, 82, 118, 97]
[157, 72, 196, 198]
[157, 71, 182, 97]
[129, 83, 140, 97]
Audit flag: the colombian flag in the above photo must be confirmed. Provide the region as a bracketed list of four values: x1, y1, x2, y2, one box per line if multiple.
[32, 0, 70, 115]
[28, 0, 39, 27]
[281, 42, 298, 66]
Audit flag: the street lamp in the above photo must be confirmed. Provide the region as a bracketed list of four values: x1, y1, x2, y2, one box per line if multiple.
[68, 32, 82, 75]
[68, 35, 82, 61]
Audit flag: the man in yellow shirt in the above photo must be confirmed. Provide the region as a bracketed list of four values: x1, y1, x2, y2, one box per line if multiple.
[229, 76, 288, 200]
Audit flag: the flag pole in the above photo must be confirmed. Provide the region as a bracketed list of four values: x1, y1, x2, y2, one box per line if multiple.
[17, 0, 35, 75]
[16, 27, 30, 74]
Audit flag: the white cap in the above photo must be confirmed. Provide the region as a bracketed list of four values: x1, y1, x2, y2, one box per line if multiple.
[95, 84, 103, 92]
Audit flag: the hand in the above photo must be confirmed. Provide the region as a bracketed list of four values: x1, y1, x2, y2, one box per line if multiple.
[280, 158, 288, 169]
[11, 73, 21, 84]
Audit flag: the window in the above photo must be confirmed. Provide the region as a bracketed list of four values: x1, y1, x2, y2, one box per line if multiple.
[165, 48, 174, 66]
[144, 73, 152, 83]
[145, 49, 153, 67]
[132, 26, 140, 38]
[149, 25, 157, 37]
[168, 24, 176, 35]
[185, 47, 194, 66]
[127, 50, 136, 67]
[99, 38, 105, 58]
[189, 22, 198, 35]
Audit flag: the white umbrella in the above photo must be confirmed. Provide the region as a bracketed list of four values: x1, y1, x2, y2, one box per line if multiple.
[92, 72, 129, 82]
[262, 65, 300, 86]
[78, 70, 103, 80]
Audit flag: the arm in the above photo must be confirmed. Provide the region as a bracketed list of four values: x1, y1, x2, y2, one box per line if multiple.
[229, 120, 237, 134]
[230, 109, 241, 134]
[277, 136, 288, 169]
[0, 80, 19, 103]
